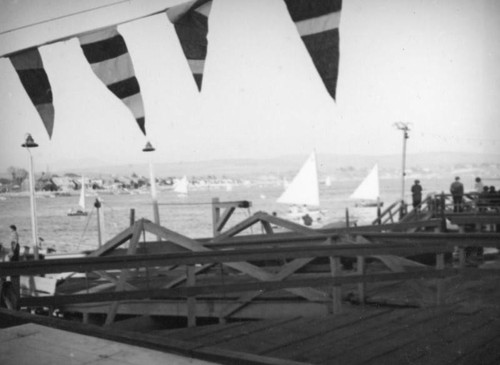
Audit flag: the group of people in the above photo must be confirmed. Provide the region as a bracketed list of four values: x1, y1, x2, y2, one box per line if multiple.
[410, 176, 499, 213]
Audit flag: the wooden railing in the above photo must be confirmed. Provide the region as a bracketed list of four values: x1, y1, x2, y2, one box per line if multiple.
[2, 221, 499, 325]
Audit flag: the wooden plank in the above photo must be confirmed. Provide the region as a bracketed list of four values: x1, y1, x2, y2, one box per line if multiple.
[186, 265, 196, 327]
[177, 317, 301, 348]
[412, 310, 500, 365]
[329, 256, 342, 314]
[0, 309, 310, 365]
[325, 306, 466, 364]
[304, 306, 454, 364]
[365, 308, 499, 365]
[21, 268, 498, 308]
[453, 329, 500, 365]
[233, 309, 394, 361]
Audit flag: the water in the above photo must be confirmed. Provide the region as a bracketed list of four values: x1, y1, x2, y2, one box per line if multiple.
[0, 176, 458, 253]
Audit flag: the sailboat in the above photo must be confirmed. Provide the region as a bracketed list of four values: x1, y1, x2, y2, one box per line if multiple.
[349, 164, 383, 208]
[277, 151, 326, 226]
[68, 176, 88, 216]
[173, 176, 189, 197]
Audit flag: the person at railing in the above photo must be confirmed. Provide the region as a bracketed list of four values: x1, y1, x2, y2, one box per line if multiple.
[478, 186, 490, 212]
[450, 176, 464, 212]
[474, 177, 484, 193]
[411, 180, 423, 213]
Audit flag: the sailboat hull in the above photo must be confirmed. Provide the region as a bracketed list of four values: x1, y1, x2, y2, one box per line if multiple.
[67, 210, 88, 217]
[354, 201, 384, 208]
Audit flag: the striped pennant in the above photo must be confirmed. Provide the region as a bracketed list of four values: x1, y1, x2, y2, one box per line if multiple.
[78, 27, 146, 135]
[284, 0, 342, 100]
[10, 48, 55, 138]
[167, 0, 212, 91]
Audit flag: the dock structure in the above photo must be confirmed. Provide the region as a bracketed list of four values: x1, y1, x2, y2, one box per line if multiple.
[1, 197, 500, 364]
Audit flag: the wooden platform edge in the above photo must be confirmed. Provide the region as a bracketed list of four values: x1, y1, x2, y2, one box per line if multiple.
[0, 308, 311, 365]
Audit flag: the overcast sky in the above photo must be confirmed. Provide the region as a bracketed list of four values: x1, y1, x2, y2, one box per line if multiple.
[1, 0, 499, 173]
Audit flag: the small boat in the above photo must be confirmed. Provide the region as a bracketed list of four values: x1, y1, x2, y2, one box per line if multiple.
[349, 164, 383, 208]
[277, 151, 326, 226]
[68, 176, 88, 216]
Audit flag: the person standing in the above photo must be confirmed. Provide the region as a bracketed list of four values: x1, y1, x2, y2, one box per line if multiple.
[474, 177, 484, 194]
[450, 176, 464, 212]
[8, 225, 20, 262]
[411, 180, 423, 212]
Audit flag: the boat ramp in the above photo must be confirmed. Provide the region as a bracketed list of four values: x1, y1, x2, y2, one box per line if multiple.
[1, 195, 499, 364]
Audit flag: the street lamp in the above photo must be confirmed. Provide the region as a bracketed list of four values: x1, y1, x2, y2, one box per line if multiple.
[394, 122, 410, 217]
[21, 133, 39, 260]
[143, 141, 160, 227]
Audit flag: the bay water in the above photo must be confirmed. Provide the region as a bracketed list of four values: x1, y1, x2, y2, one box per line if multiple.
[0, 176, 470, 253]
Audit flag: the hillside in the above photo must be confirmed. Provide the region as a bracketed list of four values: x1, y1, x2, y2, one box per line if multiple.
[54, 151, 500, 179]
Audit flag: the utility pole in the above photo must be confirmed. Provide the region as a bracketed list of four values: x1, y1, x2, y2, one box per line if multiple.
[394, 122, 410, 218]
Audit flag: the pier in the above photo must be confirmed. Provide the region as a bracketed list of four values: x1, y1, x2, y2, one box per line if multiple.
[1, 197, 500, 364]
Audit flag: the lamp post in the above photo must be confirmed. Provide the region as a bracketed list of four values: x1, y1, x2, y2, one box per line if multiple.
[22, 133, 39, 260]
[143, 141, 160, 227]
[394, 122, 410, 218]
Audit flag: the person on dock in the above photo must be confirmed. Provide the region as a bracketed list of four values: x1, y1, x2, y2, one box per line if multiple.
[8, 225, 20, 262]
[411, 180, 423, 212]
[474, 177, 484, 194]
[450, 177, 464, 212]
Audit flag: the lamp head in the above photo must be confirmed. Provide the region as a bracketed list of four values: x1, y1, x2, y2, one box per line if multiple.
[21, 133, 38, 148]
[142, 141, 155, 152]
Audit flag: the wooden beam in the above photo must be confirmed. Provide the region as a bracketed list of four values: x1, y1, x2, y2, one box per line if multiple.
[104, 220, 143, 326]
[21, 268, 500, 308]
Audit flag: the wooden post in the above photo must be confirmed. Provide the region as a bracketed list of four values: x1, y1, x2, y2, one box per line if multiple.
[129, 208, 135, 226]
[329, 256, 342, 314]
[345, 208, 350, 232]
[186, 265, 196, 327]
[95, 199, 103, 248]
[357, 256, 365, 304]
[436, 253, 444, 305]
[212, 197, 220, 237]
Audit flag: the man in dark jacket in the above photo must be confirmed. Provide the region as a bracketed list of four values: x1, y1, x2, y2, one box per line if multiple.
[411, 180, 423, 212]
[450, 176, 464, 212]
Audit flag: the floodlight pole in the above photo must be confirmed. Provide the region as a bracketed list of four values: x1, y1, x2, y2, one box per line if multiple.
[143, 142, 160, 227]
[394, 122, 410, 217]
[22, 134, 40, 260]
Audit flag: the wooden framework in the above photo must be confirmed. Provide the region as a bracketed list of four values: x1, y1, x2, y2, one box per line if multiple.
[2, 208, 499, 326]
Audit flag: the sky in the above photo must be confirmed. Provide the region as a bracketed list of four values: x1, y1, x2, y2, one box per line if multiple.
[1, 0, 500, 174]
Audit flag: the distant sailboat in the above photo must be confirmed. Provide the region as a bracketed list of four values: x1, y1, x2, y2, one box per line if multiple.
[277, 151, 326, 226]
[349, 164, 383, 207]
[174, 176, 189, 196]
[68, 176, 88, 216]
[325, 176, 332, 187]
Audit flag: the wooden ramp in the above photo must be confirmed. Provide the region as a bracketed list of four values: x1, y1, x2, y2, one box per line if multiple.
[153, 303, 500, 365]
[0, 323, 217, 365]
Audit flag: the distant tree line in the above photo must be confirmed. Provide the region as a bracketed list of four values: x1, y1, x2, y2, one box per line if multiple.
[7, 166, 28, 186]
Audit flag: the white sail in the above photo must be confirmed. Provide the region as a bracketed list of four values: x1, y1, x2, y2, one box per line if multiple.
[349, 164, 380, 201]
[78, 176, 86, 210]
[174, 176, 188, 195]
[325, 176, 332, 187]
[277, 151, 320, 207]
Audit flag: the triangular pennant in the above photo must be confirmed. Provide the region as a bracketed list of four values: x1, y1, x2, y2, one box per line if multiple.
[78, 26, 146, 135]
[167, 0, 212, 91]
[10, 48, 55, 138]
[284, 0, 342, 99]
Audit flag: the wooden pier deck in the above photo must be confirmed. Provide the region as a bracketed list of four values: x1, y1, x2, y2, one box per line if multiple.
[1, 270, 499, 365]
[1, 200, 499, 364]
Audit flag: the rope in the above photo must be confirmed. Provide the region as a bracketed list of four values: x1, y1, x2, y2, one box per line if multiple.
[0, 1, 129, 36]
